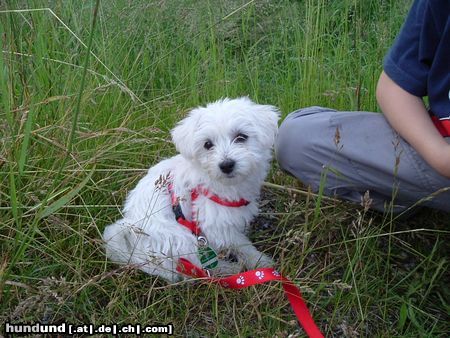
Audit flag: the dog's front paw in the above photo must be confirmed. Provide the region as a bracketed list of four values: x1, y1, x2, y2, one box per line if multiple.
[255, 253, 275, 268]
[212, 260, 244, 277]
[246, 252, 274, 269]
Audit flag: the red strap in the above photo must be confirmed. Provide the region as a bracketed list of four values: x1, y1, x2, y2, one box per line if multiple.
[167, 182, 201, 236]
[177, 257, 209, 278]
[208, 194, 250, 207]
[168, 182, 178, 205]
[431, 116, 450, 137]
[176, 258, 324, 338]
[193, 187, 250, 207]
[176, 218, 201, 236]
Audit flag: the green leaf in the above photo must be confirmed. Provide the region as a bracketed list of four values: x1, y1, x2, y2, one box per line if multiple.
[38, 168, 95, 220]
[398, 302, 407, 331]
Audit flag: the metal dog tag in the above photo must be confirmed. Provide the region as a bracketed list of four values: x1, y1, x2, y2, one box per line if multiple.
[197, 236, 218, 269]
[198, 246, 218, 269]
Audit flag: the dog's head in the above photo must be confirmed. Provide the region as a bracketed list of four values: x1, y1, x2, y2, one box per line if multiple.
[171, 97, 280, 184]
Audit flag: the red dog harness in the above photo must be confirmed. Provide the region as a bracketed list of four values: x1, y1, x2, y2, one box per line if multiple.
[167, 180, 324, 338]
[168, 183, 249, 236]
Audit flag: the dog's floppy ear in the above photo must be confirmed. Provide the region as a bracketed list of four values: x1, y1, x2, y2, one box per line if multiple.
[171, 108, 201, 160]
[249, 100, 280, 148]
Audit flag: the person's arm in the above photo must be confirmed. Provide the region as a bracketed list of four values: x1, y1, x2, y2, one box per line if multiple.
[376, 71, 450, 178]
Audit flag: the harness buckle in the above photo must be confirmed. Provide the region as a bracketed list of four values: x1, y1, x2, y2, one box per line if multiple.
[172, 203, 185, 220]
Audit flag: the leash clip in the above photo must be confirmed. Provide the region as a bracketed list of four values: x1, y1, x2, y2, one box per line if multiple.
[197, 235, 208, 247]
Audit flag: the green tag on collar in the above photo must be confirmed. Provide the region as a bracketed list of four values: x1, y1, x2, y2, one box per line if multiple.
[198, 246, 218, 269]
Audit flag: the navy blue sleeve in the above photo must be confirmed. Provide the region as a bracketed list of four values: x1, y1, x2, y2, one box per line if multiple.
[383, 0, 439, 97]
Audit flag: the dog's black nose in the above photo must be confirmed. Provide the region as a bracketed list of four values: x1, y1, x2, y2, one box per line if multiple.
[219, 160, 235, 174]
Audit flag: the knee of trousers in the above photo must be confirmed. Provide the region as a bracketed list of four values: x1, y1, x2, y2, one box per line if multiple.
[275, 107, 331, 181]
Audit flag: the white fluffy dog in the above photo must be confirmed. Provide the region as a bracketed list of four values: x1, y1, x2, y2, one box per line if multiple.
[103, 97, 280, 282]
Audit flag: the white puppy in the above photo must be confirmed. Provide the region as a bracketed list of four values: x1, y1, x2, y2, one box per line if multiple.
[103, 97, 280, 282]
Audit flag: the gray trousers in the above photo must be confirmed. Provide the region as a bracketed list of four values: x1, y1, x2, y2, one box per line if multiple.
[275, 107, 450, 213]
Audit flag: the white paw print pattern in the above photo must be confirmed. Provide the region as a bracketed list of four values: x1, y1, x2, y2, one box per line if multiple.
[272, 270, 281, 277]
[236, 276, 245, 285]
[255, 270, 265, 280]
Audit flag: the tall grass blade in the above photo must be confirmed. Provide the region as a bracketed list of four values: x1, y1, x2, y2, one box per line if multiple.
[0, 17, 13, 127]
[38, 167, 95, 220]
[18, 108, 35, 175]
[0, 12, 20, 225]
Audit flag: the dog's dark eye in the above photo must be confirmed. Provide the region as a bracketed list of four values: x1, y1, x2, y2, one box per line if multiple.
[204, 140, 214, 150]
[234, 133, 248, 143]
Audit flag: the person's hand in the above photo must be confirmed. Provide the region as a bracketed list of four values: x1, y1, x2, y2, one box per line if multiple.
[376, 71, 450, 179]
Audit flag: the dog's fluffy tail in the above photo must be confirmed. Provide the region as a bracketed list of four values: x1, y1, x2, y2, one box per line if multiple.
[102, 219, 143, 265]
[102, 219, 186, 282]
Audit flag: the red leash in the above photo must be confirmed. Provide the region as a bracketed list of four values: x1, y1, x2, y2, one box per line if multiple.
[177, 258, 324, 338]
[168, 178, 324, 337]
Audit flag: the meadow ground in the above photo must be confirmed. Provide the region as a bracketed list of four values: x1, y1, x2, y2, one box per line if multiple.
[1, 0, 449, 336]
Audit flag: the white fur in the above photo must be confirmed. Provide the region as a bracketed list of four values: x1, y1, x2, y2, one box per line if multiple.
[103, 97, 280, 282]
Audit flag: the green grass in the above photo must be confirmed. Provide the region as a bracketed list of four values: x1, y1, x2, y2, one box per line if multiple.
[1, 0, 449, 336]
